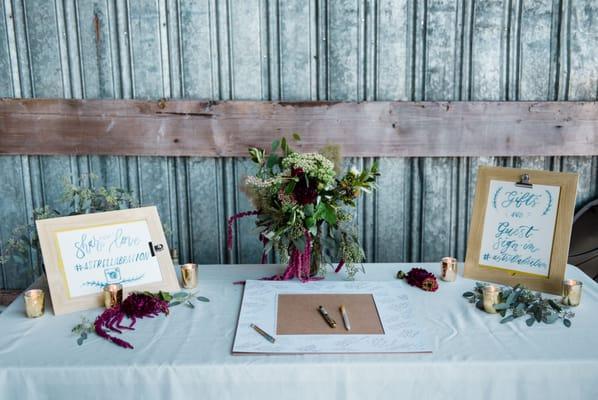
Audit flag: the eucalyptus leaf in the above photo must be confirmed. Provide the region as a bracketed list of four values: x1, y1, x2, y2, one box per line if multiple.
[534, 308, 542, 323]
[173, 292, 188, 300]
[494, 303, 508, 311]
[197, 296, 210, 302]
[526, 317, 535, 327]
[81, 332, 87, 339]
[500, 315, 515, 324]
[506, 290, 517, 306]
[462, 292, 475, 298]
[169, 301, 182, 307]
[185, 301, 195, 309]
[563, 318, 571, 328]
[77, 337, 84, 346]
[548, 299, 562, 312]
[544, 313, 558, 324]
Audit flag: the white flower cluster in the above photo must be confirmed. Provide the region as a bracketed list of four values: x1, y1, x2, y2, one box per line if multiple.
[282, 152, 335, 184]
[244, 175, 280, 188]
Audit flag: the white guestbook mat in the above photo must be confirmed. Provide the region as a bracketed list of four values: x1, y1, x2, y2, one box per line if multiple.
[232, 280, 432, 354]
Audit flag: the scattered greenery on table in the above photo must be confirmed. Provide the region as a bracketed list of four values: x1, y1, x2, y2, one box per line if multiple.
[72, 317, 95, 346]
[165, 291, 211, 309]
[0, 175, 137, 271]
[72, 291, 210, 348]
[463, 282, 575, 327]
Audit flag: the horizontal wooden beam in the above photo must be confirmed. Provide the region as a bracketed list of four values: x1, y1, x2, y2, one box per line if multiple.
[0, 99, 597, 157]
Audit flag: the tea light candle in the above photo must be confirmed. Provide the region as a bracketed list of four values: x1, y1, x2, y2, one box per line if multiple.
[482, 285, 501, 314]
[562, 279, 582, 307]
[181, 263, 198, 289]
[440, 257, 458, 282]
[24, 289, 45, 318]
[103, 283, 123, 309]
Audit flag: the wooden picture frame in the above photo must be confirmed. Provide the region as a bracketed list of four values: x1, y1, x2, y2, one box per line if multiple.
[464, 166, 578, 294]
[36, 206, 179, 315]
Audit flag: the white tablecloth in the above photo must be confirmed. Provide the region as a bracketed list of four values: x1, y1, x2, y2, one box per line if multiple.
[0, 263, 597, 400]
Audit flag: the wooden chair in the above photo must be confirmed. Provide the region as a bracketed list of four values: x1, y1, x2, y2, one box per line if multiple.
[569, 199, 598, 281]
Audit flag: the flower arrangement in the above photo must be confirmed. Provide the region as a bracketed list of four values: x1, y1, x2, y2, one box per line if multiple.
[228, 135, 379, 280]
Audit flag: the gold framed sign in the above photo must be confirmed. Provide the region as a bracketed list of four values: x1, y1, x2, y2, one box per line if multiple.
[36, 206, 179, 315]
[464, 166, 578, 294]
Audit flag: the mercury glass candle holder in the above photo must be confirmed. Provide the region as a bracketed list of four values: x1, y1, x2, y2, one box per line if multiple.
[103, 284, 123, 308]
[440, 257, 458, 282]
[181, 263, 198, 289]
[562, 279, 582, 307]
[24, 289, 45, 318]
[482, 285, 501, 314]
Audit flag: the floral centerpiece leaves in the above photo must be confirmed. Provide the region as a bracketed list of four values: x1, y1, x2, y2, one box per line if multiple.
[228, 135, 379, 280]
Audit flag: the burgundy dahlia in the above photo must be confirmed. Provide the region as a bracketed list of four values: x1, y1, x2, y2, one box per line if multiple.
[397, 268, 439, 292]
[291, 169, 318, 205]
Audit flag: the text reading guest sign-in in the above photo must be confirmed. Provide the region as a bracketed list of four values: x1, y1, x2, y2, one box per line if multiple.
[56, 220, 163, 297]
[479, 180, 560, 277]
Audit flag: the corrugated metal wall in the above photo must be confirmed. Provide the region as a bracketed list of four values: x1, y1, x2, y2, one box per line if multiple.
[0, 0, 597, 289]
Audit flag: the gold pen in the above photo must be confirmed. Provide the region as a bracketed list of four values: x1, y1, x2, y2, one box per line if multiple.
[340, 304, 351, 331]
[318, 305, 337, 328]
[250, 323, 276, 343]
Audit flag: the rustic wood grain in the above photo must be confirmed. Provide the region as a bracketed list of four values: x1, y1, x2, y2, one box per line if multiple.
[0, 99, 597, 157]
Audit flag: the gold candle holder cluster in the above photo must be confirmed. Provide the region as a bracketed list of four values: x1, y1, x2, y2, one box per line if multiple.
[24, 289, 45, 318]
[562, 279, 582, 307]
[181, 263, 198, 289]
[103, 283, 123, 308]
[440, 257, 458, 282]
[482, 285, 501, 314]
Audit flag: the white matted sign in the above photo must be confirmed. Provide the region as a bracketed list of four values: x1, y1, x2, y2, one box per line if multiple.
[465, 167, 578, 294]
[37, 206, 179, 315]
[478, 180, 560, 277]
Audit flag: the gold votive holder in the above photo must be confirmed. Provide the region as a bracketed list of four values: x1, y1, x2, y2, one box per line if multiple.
[482, 285, 501, 314]
[103, 283, 123, 309]
[181, 263, 198, 289]
[24, 289, 45, 318]
[562, 279, 582, 307]
[440, 257, 458, 282]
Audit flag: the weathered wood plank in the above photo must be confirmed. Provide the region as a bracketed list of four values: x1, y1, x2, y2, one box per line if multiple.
[0, 99, 596, 157]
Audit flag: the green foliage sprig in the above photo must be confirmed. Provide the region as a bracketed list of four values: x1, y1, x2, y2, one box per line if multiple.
[167, 291, 210, 309]
[72, 317, 95, 346]
[463, 282, 575, 327]
[0, 175, 137, 270]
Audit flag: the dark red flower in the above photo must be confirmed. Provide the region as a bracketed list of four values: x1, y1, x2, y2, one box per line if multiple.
[397, 268, 439, 292]
[292, 170, 318, 205]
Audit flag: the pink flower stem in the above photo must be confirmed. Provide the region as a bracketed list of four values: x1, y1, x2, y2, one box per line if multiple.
[227, 210, 260, 250]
